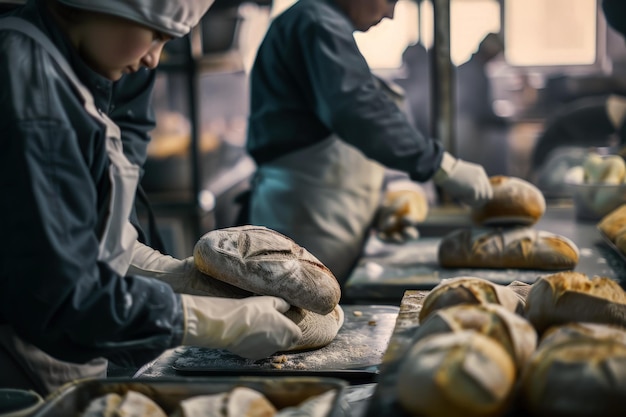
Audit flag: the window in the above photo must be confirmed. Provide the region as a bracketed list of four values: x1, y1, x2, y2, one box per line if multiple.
[504, 0, 598, 66]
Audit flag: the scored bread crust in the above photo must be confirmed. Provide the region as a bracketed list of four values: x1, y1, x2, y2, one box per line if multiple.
[437, 227, 579, 270]
[193, 226, 340, 315]
[284, 305, 345, 352]
[525, 271, 626, 333]
[598, 203, 626, 241]
[414, 303, 537, 370]
[396, 331, 516, 417]
[471, 176, 546, 227]
[521, 323, 626, 417]
[419, 277, 526, 322]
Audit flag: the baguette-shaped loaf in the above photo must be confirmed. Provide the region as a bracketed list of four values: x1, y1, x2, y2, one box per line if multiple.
[438, 227, 579, 270]
[414, 303, 537, 370]
[396, 331, 516, 417]
[194, 226, 340, 315]
[525, 271, 626, 333]
[419, 277, 525, 322]
[522, 323, 626, 417]
[284, 305, 344, 352]
[471, 176, 546, 227]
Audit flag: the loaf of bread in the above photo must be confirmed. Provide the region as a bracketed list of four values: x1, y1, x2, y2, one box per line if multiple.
[438, 227, 579, 270]
[194, 226, 340, 315]
[471, 176, 546, 227]
[82, 391, 167, 417]
[82, 393, 123, 417]
[598, 203, 626, 241]
[525, 271, 626, 333]
[396, 331, 516, 417]
[274, 390, 337, 417]
[284, 305, 344, 352]
[521, 322, 626, 417]
[172, 387, 276, 417]
[583, 153, 626, 184]
[419, 277, 525, 322]
[414, 303, 537, 370]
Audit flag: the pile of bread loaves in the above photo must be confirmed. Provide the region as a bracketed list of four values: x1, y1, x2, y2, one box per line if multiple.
[80, 385, 338, 417]
[192, 225, 344, 352]
[395, 274, 626, 417]
[438, 176, 580, 270]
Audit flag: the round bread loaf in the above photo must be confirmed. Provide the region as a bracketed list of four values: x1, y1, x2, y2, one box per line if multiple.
[521, 323, 626, 417]
[471, 176, 546, 227]
[82, 393, 123, 417]
[284, 305, 345, 352]
[396, 331, 516, 417]
[419, 277, 526, 322]
[438, 227, 579, 270]
[598, 203, 626, 241]
[171, 387, 276, 417]
[100, 391, 167, 417]
[193, 226, 340, 315]
[414, 303, 537, 370]
[525, 271, 626, 334]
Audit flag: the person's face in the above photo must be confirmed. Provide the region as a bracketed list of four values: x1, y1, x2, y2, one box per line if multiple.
[72, 14, 172, 81]
[340, 0, 397, 32]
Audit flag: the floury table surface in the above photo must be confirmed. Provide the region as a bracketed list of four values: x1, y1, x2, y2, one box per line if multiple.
[343, 204, 626, 305]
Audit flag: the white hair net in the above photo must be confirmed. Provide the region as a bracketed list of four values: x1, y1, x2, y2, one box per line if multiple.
[56, 0, 215, 37]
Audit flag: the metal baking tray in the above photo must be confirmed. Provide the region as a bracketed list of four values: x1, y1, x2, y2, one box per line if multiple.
[170, 305, 398, 385]
[599, 228, 626, 265]
[31, 376, 349, 417]
[364, 290, 532, 417]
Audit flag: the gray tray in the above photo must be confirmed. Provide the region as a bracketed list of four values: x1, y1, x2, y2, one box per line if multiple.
[171, 305, 398, 384]
[32, 376, 349, 417]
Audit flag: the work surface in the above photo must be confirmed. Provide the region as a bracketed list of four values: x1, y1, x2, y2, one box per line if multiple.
[343, 204, 626, 304]
[114, 204, 626, 416]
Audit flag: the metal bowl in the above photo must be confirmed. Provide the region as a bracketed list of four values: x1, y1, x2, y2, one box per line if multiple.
[566, 180, 626, 221]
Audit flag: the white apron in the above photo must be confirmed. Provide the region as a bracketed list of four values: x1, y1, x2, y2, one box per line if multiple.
[249, 75, 410, 283]
[0, 18, 140, 395]
[250, 135, 385, 283]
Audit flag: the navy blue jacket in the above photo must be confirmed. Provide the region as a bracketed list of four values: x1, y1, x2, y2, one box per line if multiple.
[0, 0, 184, 367]
[247, 0, 444, 181]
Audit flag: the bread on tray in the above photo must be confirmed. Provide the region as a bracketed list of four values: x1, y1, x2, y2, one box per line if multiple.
[438, 227, 579, 270]
[193, 226, 340, 315]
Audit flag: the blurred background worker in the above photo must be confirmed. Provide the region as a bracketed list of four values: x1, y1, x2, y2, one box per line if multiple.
[241, 0, 493, 285]
[0, 0, 302, 396]
[456, 32, 506, 127]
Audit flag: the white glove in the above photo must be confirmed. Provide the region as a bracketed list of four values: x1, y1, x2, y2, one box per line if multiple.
[128, 241, 250, 298]
[376, 186, 429, 243]
[432, 152, 493, 207]
[180, 294, 302, 360]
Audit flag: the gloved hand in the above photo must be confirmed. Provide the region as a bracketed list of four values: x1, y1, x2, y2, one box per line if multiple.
[180, 294, 302, 360]
[128, 242, 251, 298]
[432, 152, 493, 207]
[376, 187, 429, 243]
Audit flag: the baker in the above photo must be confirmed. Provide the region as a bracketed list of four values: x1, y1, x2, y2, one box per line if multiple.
[0, 0, 303, 396]
[241, 0, 494, 285]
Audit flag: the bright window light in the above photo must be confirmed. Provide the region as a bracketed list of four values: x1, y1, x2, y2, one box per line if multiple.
[354, 1, 419, 69]
[504, 0, 597, 66]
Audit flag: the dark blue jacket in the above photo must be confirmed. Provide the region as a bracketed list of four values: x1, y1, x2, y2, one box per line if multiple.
[247, 0, 444, 181]
[0, 0, 184, 367]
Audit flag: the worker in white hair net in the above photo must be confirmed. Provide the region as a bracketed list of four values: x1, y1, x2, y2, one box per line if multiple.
[0, 0, 302, 395]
